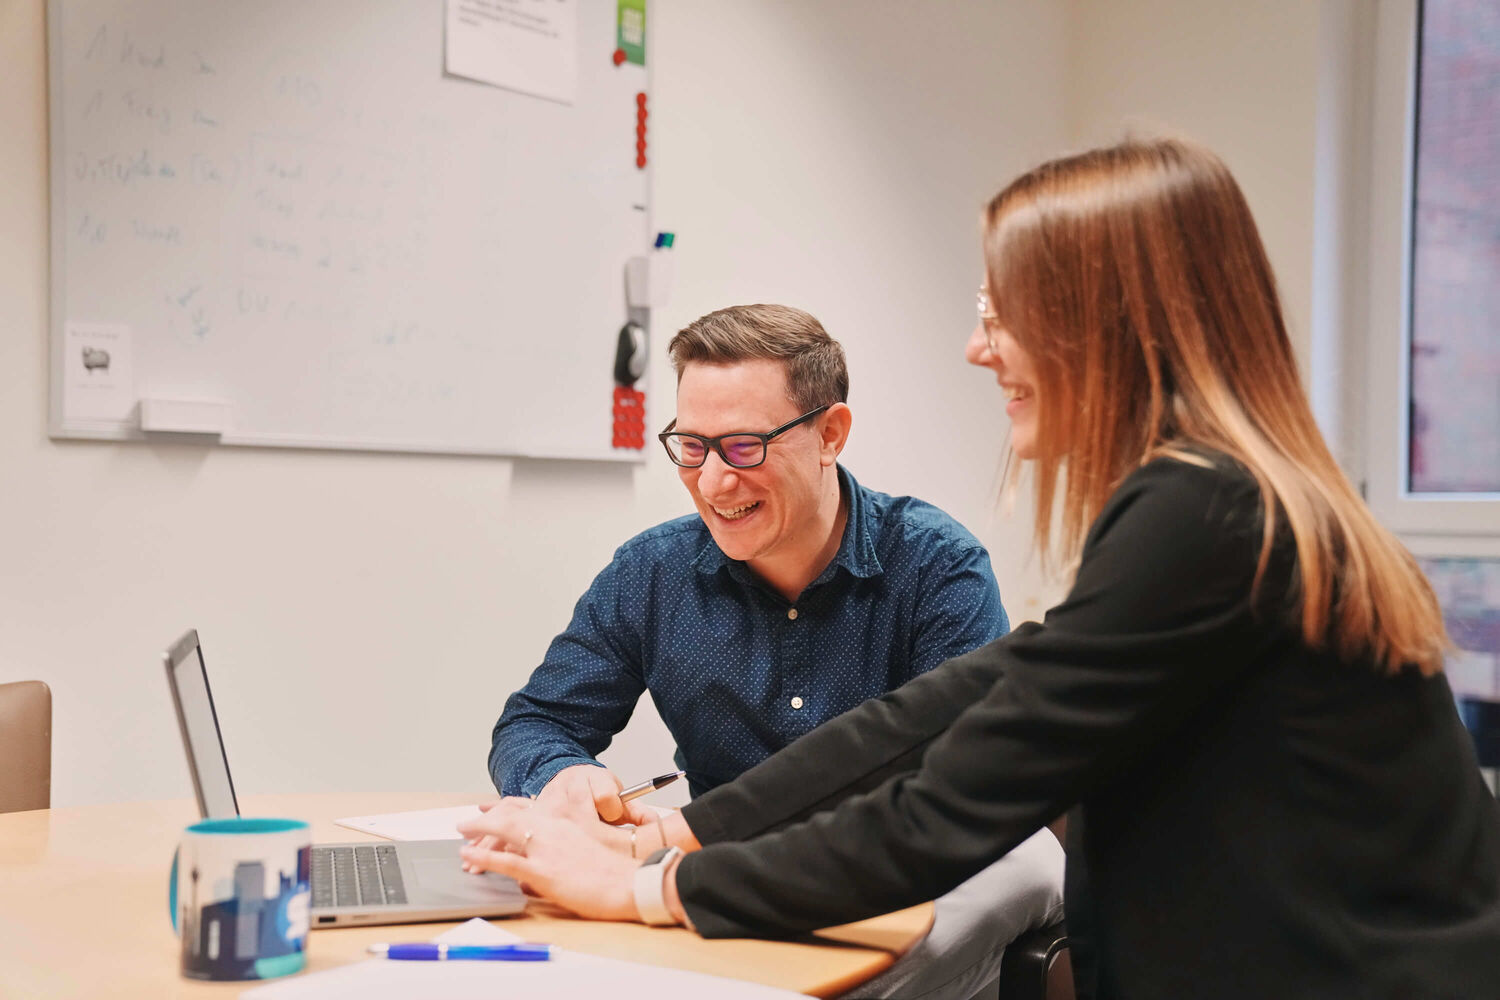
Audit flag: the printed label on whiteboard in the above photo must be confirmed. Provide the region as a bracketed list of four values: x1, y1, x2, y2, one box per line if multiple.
[445, 0, 579, 104]
[63, 322, 135, 423]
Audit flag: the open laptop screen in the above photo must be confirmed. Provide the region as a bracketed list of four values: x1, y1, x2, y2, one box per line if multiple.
[163, 630, 239, 819]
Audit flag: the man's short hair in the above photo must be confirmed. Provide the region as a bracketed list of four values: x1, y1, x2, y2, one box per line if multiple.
[667, 304, 849, 412]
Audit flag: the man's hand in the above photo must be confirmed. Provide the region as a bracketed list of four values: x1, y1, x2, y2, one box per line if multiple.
[537, 763, 628, 822]
[536, 764, 664, 839]
[539, 765, 664, 829]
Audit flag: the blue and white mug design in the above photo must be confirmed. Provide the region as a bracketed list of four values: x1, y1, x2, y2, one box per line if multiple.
[169, 818, 311, 981]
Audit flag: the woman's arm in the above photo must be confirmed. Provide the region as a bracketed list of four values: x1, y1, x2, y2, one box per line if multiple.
[681, 632, 1018, 845]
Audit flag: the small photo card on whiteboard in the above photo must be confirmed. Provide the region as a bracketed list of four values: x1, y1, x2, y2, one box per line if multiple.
[63, 321, 135, 423]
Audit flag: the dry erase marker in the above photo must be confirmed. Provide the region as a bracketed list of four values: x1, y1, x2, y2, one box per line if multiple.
[367, 943, 552, 962]
[619, 769, 686, 802]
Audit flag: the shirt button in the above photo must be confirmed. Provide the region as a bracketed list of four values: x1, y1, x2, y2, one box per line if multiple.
[790, 696, 804, 709]
[787, 608, 798, 621]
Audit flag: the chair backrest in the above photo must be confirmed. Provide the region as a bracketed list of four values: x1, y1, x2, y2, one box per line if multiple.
[0, 680, 52, 812]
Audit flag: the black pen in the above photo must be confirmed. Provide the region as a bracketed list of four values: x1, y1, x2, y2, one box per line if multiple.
[618, 769, 686, 802]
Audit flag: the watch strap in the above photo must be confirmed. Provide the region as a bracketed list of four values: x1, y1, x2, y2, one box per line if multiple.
[633, 845, 684, 925]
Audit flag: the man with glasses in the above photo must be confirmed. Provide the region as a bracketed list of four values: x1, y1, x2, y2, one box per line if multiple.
[488, 304, 1062, 999]
[490, 302, 1009, 803]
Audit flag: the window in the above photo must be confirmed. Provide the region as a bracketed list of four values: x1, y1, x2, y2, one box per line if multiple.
[1361, 1, 1500, 699]
[1407, 0, 1500, 494]
[1363, 0, 1500, 537]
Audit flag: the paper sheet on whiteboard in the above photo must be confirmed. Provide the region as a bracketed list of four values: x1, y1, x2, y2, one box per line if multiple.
[63, 321, 135, 423]
[445, 0, 578, 104]
[333, 804, 485, 841]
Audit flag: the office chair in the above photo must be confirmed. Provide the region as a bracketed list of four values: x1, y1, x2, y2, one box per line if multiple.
[995, 920, 1072, 1000]
[0, 680, 52, 812]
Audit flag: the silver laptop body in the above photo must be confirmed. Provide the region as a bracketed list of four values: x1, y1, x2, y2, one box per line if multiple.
[163, 629, 526, 928]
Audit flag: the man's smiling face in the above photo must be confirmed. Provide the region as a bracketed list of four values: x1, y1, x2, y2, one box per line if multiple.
[673, 359, 830, 569]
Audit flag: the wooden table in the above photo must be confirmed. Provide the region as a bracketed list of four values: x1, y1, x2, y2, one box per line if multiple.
[0, 793, 932, 998]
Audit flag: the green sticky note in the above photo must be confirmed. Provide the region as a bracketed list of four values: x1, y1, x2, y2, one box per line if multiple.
[618, 0, 646, 66]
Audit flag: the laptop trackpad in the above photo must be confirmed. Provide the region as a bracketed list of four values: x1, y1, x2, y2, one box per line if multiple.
[409, 858, 522, 903]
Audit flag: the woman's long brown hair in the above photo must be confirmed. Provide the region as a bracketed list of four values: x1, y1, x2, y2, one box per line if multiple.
[984, 138, 1446, 675]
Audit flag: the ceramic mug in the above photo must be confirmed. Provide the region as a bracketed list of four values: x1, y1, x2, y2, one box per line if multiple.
[169, 817, 311, 981]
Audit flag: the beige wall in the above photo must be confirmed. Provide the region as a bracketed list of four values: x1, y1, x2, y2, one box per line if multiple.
[1065, 0, 1323, 373]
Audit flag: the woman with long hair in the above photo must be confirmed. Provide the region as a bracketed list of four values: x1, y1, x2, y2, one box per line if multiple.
[460, 138, 1500, 998]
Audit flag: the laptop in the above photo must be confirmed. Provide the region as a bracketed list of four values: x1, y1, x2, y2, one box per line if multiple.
[162, 629, 526, 928]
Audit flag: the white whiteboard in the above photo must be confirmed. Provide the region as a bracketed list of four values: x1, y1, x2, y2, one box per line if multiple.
[48, 0, 652, 461]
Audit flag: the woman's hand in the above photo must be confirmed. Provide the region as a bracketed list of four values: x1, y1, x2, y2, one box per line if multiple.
[456, 781, 641, 921]
[460, 784, 657, 872]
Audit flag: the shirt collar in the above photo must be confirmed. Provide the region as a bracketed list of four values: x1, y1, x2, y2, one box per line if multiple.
[691, 464, 884, 583]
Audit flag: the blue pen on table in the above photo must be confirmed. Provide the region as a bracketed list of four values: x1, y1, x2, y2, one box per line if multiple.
[367, 943, 553, 962]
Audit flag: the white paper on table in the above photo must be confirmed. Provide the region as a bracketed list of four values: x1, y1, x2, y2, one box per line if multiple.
[444, 0, 578, 104]
[333, 805, 485, 841]
[62, 321, 135, 423]
[241, 917, 812, 999]
[434, 916, 525, 944]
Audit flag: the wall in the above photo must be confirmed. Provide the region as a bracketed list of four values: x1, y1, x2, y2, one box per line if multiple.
[1064, 0, 1323, 372]
[0, 0, 1071, 807]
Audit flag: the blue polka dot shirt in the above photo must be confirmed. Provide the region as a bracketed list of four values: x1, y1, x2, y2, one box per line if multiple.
[489, 465, 1009, 799]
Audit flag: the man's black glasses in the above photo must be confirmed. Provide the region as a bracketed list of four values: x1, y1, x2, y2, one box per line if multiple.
[659, 404, 832, 469]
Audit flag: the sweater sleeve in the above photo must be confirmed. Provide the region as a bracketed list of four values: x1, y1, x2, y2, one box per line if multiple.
[678, 458, 1278, 938]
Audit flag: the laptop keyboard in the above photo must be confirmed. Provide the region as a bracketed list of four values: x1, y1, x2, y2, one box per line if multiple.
[310, 844, 408, 908]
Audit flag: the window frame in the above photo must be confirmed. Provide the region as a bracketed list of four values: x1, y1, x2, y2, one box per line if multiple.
[1362, 0, 1500, 545]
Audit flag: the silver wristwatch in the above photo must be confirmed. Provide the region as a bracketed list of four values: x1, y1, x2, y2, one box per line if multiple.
[633, 845, 684, 926]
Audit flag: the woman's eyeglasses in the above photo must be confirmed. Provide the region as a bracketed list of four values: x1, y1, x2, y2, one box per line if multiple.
[977, 287, 1001, 356]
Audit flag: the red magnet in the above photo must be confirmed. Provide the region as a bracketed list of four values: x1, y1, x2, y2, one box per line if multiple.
[613, 48, 627, 66]
[636, 154, 647, 169]
[636, 92, 647, 107]
[612, 386, 647, 450]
